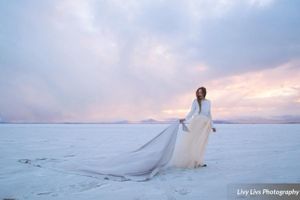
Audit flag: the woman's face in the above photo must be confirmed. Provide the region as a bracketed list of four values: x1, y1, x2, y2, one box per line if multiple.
[196, 89, 204, 99]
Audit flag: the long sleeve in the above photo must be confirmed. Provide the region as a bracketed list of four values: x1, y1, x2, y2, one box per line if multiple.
[208, 101, 215, 128]
[184, 99, 196, 122]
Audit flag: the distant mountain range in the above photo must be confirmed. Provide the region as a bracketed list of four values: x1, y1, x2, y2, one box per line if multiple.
[108, 115, 300, 124]
[1, 115, 300, 124]
[110, 115, 300, 124]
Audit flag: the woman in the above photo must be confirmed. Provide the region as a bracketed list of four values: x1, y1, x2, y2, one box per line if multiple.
[169, 86, 216, 169]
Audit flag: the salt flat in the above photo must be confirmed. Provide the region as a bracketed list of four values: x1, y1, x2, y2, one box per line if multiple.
[0, 123, 299, 200]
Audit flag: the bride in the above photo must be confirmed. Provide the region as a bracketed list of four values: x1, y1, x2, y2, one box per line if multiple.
[20, 87, 216, 182]
[170, 86, 216, 169]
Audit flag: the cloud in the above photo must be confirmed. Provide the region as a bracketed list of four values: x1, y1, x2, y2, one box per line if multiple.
[0, 0, 299, 122]
[180, 0, 300, 76]
[162, 59, 300, 120]
[206, 59, 300, 119]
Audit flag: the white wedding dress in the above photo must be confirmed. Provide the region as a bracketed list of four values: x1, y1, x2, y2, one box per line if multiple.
[19, 98, 214, 182]
[170, 98, 215, 168]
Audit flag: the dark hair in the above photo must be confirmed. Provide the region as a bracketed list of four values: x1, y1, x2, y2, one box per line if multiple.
[196, 87, 207, 98]
[195, 87, 207, 113]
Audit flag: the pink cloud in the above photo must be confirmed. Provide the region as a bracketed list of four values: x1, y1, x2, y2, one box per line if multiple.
[160, 60, 300, 121]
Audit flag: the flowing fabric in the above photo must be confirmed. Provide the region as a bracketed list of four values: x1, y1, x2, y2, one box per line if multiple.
[19, 116, 212, 182]
[66, 121, 181, 181]
[19, 120, 182, 182]
[169, 114, 212, 168]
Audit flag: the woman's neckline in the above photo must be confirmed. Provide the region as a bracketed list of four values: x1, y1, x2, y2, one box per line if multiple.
[195, 98, 207, 101]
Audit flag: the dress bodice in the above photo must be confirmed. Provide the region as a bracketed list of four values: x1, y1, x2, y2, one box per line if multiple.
[184, 98, 215, 128]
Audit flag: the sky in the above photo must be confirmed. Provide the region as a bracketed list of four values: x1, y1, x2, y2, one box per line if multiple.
[0, 0, 300, 123]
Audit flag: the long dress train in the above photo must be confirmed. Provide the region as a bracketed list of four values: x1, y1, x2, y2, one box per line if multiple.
[19, 121, 181, 182]
[18, 115, 212, 182]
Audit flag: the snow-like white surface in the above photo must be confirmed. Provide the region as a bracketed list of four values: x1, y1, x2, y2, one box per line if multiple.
[0, 123, 299, 200]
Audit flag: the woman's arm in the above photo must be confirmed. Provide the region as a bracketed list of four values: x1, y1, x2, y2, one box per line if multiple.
[183, 99, 196, 122]
[208, 101, 216, 132]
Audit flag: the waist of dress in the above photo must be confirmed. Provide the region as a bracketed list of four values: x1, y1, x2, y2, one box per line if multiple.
[194, 113, 210, 119]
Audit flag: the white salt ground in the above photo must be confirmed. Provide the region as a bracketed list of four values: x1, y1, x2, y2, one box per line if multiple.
[0, 123, 299, 200]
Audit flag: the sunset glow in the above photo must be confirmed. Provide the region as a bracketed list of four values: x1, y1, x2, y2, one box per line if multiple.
[0, 0, 299, 122]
